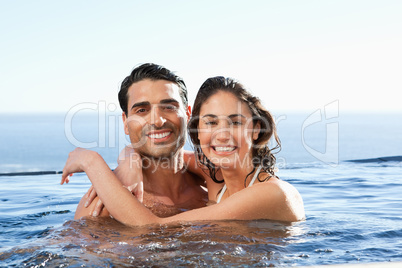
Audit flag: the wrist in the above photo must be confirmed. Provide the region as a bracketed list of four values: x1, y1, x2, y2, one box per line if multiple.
[81, 150, 101, 171]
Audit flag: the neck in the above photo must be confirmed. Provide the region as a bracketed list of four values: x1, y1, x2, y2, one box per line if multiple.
[142, 149, 187, 200]
[220, 158, 256, 197]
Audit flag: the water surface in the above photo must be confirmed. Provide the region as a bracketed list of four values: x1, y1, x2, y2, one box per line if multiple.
[0, 112, 401, 266]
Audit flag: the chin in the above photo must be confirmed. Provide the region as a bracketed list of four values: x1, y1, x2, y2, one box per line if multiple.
[210, 160, 237, 170]
[142, 146, 181, 159]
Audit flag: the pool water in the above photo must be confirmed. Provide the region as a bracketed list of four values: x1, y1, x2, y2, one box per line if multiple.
[1, 159, 401, 267]
[0, 112, 401, 266]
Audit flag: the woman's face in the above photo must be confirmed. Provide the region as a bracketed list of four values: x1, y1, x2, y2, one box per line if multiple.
[197, 90, 260, 170]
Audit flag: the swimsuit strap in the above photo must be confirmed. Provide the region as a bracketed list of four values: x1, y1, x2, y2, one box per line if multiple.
[248, 165, 263, 187]
[216, 184, 226, 204]
[216, 166, 263, 204]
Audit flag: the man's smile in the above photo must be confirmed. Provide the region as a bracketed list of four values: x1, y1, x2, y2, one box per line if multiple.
[146, 130, 173, 141]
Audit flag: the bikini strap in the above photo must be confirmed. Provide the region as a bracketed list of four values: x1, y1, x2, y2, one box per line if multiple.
[248, 165, 263, 187]
[216, 184, 227, 204]
[216, 166, 262, 204]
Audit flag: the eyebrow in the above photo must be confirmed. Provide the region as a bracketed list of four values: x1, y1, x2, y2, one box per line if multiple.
[228, 114, 246, 119]
[131, 101, 150, 111]
[159, 98, 180, 105]
[130, 99, 180, 111]
[202, 114, 218, 118]
[202, 114, 246, 119]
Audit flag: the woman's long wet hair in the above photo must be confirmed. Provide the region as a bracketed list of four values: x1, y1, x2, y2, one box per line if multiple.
[188, 76, 281, 185]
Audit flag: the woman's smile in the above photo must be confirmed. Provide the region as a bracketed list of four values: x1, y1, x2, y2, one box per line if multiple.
[213, 145, 236, 153]
[198, 91, 257, 169]
[211, 145, 237, 155]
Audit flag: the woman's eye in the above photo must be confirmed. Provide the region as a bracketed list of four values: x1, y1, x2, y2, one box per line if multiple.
[231, 121, 242, 126]
[205, 121, 217, 126]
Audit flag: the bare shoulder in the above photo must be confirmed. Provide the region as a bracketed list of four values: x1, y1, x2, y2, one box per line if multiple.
[249, 178, 305, 222]
[263, 177, 303, 199]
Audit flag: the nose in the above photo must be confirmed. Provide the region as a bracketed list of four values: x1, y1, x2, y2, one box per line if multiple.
[214, 124, 231, 142]
[150, 106, 167, 128]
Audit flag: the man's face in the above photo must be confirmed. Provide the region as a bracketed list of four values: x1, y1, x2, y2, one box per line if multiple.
[123, 79, 190, 158]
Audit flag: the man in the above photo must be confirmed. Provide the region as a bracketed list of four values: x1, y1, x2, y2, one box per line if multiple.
[74, 63, 207, 219]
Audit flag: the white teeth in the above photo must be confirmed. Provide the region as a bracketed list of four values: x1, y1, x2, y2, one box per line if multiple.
[149, 132, 170, 139]
[214, 146, 235, 152]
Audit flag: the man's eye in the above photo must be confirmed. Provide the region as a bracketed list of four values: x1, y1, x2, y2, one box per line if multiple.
[163, 105, 177, 111]
[136, 108, 147, 114]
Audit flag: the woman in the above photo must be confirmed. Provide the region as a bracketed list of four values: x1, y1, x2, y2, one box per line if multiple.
[62, 77, 305, 225]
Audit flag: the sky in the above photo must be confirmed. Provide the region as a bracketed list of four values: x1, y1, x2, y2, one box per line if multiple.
[1, 0, 401, 114]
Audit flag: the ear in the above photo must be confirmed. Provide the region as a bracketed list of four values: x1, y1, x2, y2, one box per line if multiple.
[253, 121, 261, 141]
[186, 105, 191, 124]
[122, 112, 129, 135]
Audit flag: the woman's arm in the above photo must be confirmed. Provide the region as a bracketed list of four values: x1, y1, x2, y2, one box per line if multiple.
[75, 146, 144, 218]
[77, 148, 209, 218]
[62, 148, 149, 223]
[62, 148, 304, 226]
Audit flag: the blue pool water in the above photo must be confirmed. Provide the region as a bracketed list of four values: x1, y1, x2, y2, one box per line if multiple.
[0, 111, 401, 267]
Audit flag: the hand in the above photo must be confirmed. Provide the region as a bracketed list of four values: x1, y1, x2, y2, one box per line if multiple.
[84, 185, 106, 216]
[61, 148, 94, 185]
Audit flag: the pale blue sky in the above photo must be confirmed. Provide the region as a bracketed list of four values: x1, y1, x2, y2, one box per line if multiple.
[1, 0, 401, 113]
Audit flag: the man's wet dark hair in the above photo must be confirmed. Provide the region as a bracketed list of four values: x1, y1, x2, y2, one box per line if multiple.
[118, 63, 188, 115]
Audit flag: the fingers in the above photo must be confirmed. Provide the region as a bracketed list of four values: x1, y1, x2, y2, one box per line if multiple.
[85, 186, 97, 207]
[61, 172, 72, 185]
[127, 181, 144, 203]
[135, 181, 144, 203]
[91, 199, 104, 217]
[66, 173, 73, 183]
[85, 185, 94, 198]
[61, 148, 88, 185]
[126, 184, 135, 193]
